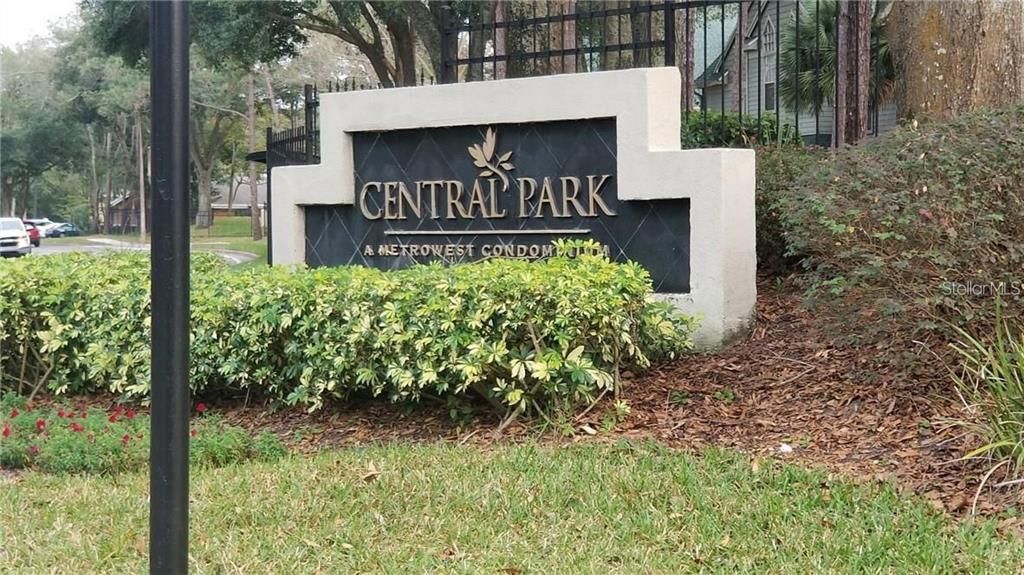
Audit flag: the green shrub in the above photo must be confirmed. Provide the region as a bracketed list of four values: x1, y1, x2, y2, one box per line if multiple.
[755, 145, 829, 273]
[0, 244, 695, 416]
[681, 111, 798, 149]
[950, 314, 1024, 475]
[0, 394, 284, 474]
[773, 105, 1024, 342]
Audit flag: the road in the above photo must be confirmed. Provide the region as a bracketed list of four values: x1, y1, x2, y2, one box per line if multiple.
[29, 237, 259, 265]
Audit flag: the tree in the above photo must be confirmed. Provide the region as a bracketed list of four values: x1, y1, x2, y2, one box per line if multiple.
[257, 1, 445, 87]
[80, 0, 306, 230]
[190, 63, 245, 228]
[1, 40, 86, 218]
[778, 0, 894, 116]
[885, 0, 1024, 120]
[777, 0, 894, 143]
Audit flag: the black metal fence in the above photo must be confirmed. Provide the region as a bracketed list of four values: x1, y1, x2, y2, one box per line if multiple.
[441, 0, 889, 148]
[266, 1, 891, 159]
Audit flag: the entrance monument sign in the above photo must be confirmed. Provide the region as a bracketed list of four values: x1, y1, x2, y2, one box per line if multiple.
[271, 68, 755, 347]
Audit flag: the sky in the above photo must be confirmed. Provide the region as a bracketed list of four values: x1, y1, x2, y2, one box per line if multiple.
[0, 0, 78, 49]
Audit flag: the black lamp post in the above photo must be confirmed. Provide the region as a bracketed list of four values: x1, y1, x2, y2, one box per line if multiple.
[149, 1, 191, 572]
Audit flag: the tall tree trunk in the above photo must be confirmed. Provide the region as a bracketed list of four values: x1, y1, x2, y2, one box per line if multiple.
[260, 68, 281, 130]
[603, 1, 621, 70]
[246, 74, 263, 241]
[495, 1, 508, 79]
[678, 6, 695, 110]
[548, 2, 564, 74]
[630, 2, 652, 67]
[836, 0, 872, 144]
[134, 105, 147, 239]
[887, 0, 1024, 120]
[227, 142, 237, 210]
[195, 167, 213, 229]
[87, 125, 100, 232]
[467, 3, 489, 81]
[562, 0, 577, 73]
[103, 131, 112, 234]
[386, 13, 419, 86]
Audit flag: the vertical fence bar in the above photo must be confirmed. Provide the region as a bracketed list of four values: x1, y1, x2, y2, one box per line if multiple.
[265, 127, 273, 266]
[148, 1, 190, 572]
[303, 84, 313, 163]
[440, 5, 453, 83]
[664, 1, 675, 66]
[794, 0, 800, 144]
[685, 5, 691, 119]
[738, 0, 744, 131]
[834, 0, 841, 147]
[873, 19, 879, 135]
[775, 0, 781, 143]
[702, 2, 708, 127]
[756, 4, 762, 142]
[720, 3, 725, 136]
[814, 0, 820, 143]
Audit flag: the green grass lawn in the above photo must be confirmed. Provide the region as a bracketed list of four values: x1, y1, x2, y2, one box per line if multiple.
[3, 443, 1021, 573]
[192, 216, 259, 238]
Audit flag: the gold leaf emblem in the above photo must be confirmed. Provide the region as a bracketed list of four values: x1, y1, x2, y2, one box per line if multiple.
[468, 127, 514, 190]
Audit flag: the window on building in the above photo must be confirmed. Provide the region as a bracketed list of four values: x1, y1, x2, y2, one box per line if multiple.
[762, 18, 775, 54]
[765, 82, 776, 111]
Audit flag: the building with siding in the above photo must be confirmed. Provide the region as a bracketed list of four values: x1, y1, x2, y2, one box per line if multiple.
[696, 0, 898, 146]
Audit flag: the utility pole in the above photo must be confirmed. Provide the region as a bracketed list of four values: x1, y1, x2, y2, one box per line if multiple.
[149, 1, 190, 573]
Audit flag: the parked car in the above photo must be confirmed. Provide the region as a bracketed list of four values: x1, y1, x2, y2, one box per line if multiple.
[24, 218, 58, 238]
[48, 222, 82, 237]
[21, 221, 41, 247]
[0, 218, 32, 257]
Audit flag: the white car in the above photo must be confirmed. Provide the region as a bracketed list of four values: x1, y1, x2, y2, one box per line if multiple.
[24, 218, 59, 238]
[0, 218, 32, 257]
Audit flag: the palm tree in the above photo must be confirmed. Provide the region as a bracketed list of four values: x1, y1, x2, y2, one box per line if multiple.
[778, 0, 894, 115]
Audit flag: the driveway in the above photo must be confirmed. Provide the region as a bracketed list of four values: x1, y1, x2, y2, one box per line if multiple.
[30, 237, 260, 265]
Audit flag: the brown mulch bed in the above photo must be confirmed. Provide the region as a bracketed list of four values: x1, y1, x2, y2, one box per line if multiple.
[609, 282, 1024, 519]
[8, 281, 1023, 521]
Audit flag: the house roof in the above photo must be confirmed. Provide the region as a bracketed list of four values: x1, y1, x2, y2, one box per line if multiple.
[694, 17, 739, 88]
[212, 180, 268, 209]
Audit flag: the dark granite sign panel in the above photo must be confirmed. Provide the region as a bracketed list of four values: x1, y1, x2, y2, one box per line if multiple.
[304, 118, 690, 292]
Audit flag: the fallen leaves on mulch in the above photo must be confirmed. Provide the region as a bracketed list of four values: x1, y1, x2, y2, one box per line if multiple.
[604, 279, 1024, 519]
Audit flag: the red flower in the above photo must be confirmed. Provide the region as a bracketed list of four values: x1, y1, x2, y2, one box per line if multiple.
[190, 428, 197, 438]
[121, 433, 131, 444]
[195, 403, 208, 414]
[35, 418, 46, 432]
[108, 413, 119, 423]
[125, 409, 136, 420]
[70, 422, 85, 433]
[58, 410, 66, 418]
[9, 408, 19, 418]
[28, 445, 39, 456]
[2, 422, 10, 438]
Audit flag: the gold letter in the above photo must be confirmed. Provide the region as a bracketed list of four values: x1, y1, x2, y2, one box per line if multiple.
[446, 181, 470, 219]
[487, 178, 506, 218]
[560, 176, 585, 217]
[398, 182, 421, 219]
[383, 182, 399, 219]
[360, 182, 383, 220]
[535, 177, 562, 218]
[587, 175, 616, 216]
[467, 180, 488, 218]
[518, 177, 536, 218]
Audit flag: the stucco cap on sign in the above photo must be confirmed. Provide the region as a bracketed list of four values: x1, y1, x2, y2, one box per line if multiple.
[271, 67, 756, 349]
